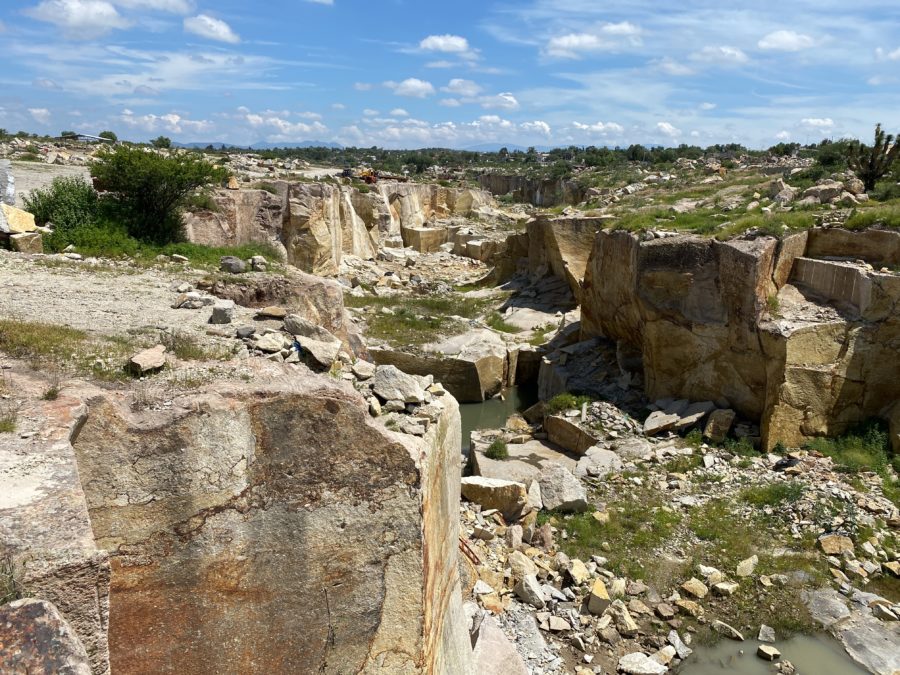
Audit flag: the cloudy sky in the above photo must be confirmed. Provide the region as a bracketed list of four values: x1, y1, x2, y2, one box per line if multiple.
[1, 0, 899, 149]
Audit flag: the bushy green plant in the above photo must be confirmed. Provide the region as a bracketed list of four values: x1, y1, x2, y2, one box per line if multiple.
[485, 439, 509, 460]
[90, 146, 227, 244]
[23, 176, 99, 234]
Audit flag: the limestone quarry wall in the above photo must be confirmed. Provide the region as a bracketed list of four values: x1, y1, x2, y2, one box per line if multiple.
[185, 180, 494, 276]
[478, 173, 586, 207]
[579, 227, 900, 449]
[64, 372, 471, 674]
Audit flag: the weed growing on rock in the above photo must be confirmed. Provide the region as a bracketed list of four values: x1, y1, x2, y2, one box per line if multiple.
[484, 439, 509, 460]
[0, 555, 22, 604]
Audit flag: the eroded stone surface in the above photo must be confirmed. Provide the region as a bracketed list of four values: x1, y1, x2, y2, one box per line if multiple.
[69, 368, 471, 674]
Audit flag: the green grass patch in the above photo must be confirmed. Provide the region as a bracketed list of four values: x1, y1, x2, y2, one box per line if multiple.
[485, 439, 509, 460]
[804, 419, 892, 473]
[545, 392, 594, 415]
[665, 453, 703, 474]
[722, 437, 758, 457]
[0, 319, 87, 361]
[684, 429, 704, 449]
[160, 330, 230, 361]
[0, 413, 15, 433]
[544, 496, 682, 580]
[741, 482, 805, 507]
[844, 203, 900, 230]
[805, 420, 899, 507]
[344, 293, 491, 346]
[485, 312, 522, 334]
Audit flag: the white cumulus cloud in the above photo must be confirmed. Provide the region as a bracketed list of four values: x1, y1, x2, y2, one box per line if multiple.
[801, 117, 834, 130]
[386, 78, 435, 98]
[573, 121, 624, 134]
[692, 45, 749, 64]
[420, 34, 470, 53]
[479, 92, 519, 110]
[544, 22, 641, 59]
[25, 0, 131, 39]
[112, 0, 193, 12]
[389, 108, 409, 117]
[875, 47, 900, 61]
[521, 120, 551, 136]
[657, 121, 681, 137]
[758, 30, 814, 51]
[442, 78, 482, 97]
[28, 108, 52, 124]
[184, 14, 239, 44]
[120, 110, 213, 134]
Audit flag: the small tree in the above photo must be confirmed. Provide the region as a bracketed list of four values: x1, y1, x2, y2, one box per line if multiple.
[98, 130, 118, 143]
[60, 130, 78, 138]
[90, 146, 227, 243]
[846, 123, 900, 192]
[151, 135, 172, 149]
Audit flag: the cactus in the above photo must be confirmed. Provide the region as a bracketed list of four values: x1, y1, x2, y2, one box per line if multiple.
[846, 123, 899, 191]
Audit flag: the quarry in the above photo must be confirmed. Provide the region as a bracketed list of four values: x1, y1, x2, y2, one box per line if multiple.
[1, 140, 899, 675]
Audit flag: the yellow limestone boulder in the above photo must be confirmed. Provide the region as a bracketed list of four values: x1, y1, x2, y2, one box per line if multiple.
[1, 203, 37, 234]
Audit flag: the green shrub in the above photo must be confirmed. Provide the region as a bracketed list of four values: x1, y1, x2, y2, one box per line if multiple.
[45, 220, 141, 256]
[90, 146, 227, 244]
[870, 181, 900, 202]
[24, 176, 99, 234]
[485, 439, 509, 460]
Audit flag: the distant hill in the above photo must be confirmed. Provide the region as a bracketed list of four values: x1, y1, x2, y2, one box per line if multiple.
[462, 143, 557, 153]
[175, 141, 343, 150]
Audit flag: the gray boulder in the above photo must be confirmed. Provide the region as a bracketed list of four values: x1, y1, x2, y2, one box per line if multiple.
[220, 256, 246, 273]
[283, 313, 339, 343]
[209, 299, 235, 324]
[538, 463, 588, 513]
[371, 365, 426, 404]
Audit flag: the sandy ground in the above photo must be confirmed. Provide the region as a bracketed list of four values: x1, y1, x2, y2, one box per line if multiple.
[10, 161, 91, 204]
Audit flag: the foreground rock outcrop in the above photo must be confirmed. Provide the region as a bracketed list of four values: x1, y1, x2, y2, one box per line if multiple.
[68, 367, 470, 674]
[1, 361, 473, 674]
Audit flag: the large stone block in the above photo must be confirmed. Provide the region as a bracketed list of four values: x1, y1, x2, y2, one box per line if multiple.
[70, 369, 470, 674]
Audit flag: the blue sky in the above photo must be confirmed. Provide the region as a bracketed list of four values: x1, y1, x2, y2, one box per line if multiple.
[1, 0, 899, 149]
